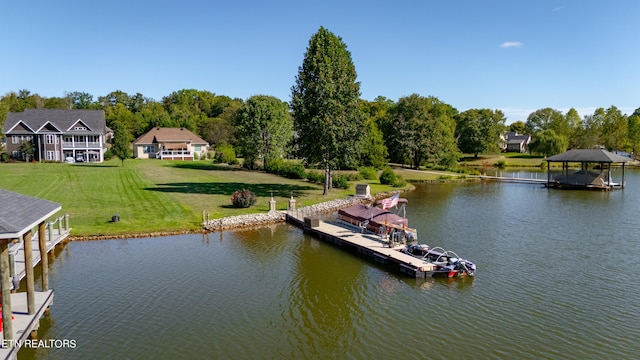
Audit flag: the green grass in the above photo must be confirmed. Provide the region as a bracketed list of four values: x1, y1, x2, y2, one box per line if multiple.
[0, 159, 405, 237]
[459, 153, 545, 167]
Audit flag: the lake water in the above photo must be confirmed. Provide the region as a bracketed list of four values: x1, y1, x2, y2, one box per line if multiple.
[19, 169, 640, 359]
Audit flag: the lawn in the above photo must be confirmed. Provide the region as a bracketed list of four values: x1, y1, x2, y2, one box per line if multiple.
[0, 159, 404, 237]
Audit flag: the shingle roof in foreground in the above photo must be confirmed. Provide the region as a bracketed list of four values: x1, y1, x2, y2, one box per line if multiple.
[0, 189, 61, 240]
[545, 149, 631, 163]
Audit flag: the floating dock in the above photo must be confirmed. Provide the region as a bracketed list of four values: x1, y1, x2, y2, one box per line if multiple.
[286, 214, 439, 278]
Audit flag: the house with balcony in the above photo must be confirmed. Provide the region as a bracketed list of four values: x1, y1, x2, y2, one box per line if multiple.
[133, 127, 209, 160]
[3, 109, 107, 162]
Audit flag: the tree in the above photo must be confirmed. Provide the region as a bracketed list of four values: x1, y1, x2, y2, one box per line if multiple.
[529, 129, 567, 156]
[19, 140, 36, 162]
[236, 95, 293, 170]
[384, 94, 459, 168]
[111, 119, 133, 165]
[65, 91, 94, 109]
[291, 26, 364, 195]
[627, 108, 640, 158]
[455, 109, 506, 157]
[525, 108, 565, 134]
[600, 106, 627, 152]
[509, 121, 526, 134]
[565, 108, 583, 149]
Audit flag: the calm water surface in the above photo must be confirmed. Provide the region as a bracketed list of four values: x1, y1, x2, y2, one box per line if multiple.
[19, 170, 640, 359]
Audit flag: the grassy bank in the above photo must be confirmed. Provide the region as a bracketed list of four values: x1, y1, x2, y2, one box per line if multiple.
[0, 159, 406, 237]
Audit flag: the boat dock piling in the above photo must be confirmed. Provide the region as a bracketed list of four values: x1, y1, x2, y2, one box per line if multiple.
[286, 212, 438, 278]
[0, 214, 70, 360]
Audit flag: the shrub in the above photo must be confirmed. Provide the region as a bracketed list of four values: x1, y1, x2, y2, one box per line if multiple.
[359, 167, 378, 180]
[215, 144, 236, 164]
[392, 176, 407, 187]
[231, 188, 257, 208]
[344, 173, 363, 181]
[379, 167, 397, 185]
[103, 148, 114, 160]
[332, 174, 349, 189]
[495, 159, 506, 168]
[306, 171, 324, 184]
[265, 158, 307, 179]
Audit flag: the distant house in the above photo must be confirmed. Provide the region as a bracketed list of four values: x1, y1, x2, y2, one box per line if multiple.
[133, 127, 209, 160]
[504, 131, 532, 153]
[3, 109, 107, 162]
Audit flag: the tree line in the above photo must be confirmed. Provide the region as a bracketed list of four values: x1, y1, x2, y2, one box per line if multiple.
[1, 27, 638, 190]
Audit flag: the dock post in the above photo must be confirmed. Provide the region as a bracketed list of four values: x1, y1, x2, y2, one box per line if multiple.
[0, 239, 14, 343]
[23, 231, 36, 314]
[48, 221, 54, 243]
[64, 213, 69, 230]
[288, 196, 296, 212]
[39, 222, 49, 291]
[57, 217, 62, 237]
[269, 195, 276, 212]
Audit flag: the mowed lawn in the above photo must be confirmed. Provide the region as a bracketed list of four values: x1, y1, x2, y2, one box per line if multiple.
[0, 159, 399, 237]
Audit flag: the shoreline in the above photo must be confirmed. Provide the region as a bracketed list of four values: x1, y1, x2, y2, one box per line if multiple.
[68, 187, 414, 241]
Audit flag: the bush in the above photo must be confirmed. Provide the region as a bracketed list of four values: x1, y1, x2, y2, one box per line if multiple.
[392, 176, 407, 187]
[379, 167, 397, 185]
[103, 148, 114, 160]
[495, 159, 506, 168]
[266, 159, 307, 179]
[306, 171, 324, 184]
[359, 167, 378, 180]
[215, 144, 236, 164]
[231, 188, 257, 208]
[332, 174, 349, 189]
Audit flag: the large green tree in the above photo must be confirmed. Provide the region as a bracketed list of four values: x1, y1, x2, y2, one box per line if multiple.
[291, 26, 364, 195]
[529, 129, 567, 156]
[627, 108, 640, 158]
[236, 95, 293, 170]
[600, 106, 627, 152]
[384, 94, 459, 168]
[455, 108, 506, 157]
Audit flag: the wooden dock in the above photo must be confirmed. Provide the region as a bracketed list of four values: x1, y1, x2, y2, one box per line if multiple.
[9, 223, 70, 287]
[0, 291, 54, 360]
[0, 218, 70, 360]
[286, 213, 439, 278]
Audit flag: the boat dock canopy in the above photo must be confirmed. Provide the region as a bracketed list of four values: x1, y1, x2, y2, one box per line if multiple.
[545, 149, 631, 163]
[545, 149, 630, 190]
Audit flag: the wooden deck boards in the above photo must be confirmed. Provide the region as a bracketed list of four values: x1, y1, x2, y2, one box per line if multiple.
[287, 213, 436, 276]
[0, 291, 54, 360]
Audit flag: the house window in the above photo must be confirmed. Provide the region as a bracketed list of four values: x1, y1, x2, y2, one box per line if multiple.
[46, 135, 55, 144]
[12, 135, 33, 144]
[46, 151, 55, 160]
[143, 145, 155, 154]
[74, 126, 87, 131]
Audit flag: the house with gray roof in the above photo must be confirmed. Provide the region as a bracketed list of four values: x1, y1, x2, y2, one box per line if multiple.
[503, 131, 532, 153]
[3, 109, 107, 162]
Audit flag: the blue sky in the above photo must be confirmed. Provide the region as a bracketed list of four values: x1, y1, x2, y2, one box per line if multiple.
[2, 0, 638, 123]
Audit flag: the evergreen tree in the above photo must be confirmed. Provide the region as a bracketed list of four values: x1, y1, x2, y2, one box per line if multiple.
[291, 26, 364, 195]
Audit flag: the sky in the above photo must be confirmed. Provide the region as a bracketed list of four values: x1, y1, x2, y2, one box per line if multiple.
[2, 0, 638, 123]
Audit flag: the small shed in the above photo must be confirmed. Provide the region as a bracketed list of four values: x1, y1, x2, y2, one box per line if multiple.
[545, 149, 630, 190]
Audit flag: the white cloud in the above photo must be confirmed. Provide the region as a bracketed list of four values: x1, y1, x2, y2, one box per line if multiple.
[552, 6, 564, 11]
[499, 42, 523, 48]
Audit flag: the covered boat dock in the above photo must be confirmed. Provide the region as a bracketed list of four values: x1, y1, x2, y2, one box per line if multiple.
[545, 149, 631, 190]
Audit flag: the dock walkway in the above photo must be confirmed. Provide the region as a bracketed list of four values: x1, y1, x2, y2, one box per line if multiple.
[287, 213, 437, 278]
[0, 222, 70, 360]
